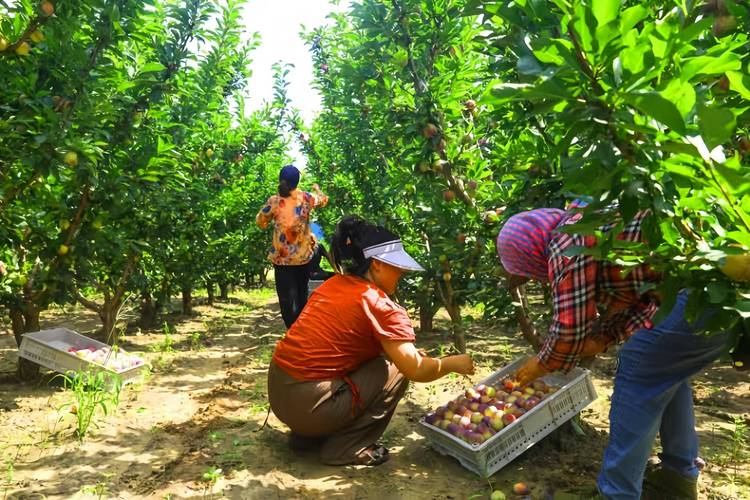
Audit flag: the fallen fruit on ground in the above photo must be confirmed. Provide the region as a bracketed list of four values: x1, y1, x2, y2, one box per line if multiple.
[512, 482, 530, 495]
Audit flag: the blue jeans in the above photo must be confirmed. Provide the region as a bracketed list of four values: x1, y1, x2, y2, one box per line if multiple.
[597, 291, 729, 499]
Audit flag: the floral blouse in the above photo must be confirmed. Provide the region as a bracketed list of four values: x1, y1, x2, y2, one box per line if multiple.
[256, 189, 329, 266]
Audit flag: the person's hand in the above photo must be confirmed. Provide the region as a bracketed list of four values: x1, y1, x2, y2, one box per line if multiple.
[580, 337, 608, 358]
[450, 354, 475, 376]
[516, 356, 549, 386]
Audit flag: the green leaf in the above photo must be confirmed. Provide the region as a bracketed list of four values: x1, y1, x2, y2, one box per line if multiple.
[139, 62, 167, 74]
[681, 52, 742, 81]
[623, 92, 686, 133]
[726, 70, 750, 101]
[697, 104, 736, 149]
[619, 5, 648, 34]
[661, 79, 696, 118]
[592, 0, 620, 27]
[707, 282, 730, 303]
[726, 301, 750, 319]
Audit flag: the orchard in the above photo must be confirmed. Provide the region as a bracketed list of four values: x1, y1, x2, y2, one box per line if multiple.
[0, 1, 748, 499]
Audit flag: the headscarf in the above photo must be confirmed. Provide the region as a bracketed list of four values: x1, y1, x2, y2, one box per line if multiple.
[496, 208, 565, 282]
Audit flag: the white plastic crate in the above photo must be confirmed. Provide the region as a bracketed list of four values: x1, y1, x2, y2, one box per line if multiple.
[418, 356, 597, 477]
[18, 328, 148, 386]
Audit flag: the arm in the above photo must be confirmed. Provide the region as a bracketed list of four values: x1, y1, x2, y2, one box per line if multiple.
[311, 183, 329, 208]
[381, 340, 474, 383]
[256, 199, 274, 229]
[517, 253, 598, 386]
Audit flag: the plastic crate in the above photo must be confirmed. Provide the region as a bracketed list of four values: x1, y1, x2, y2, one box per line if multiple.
[418, 356, 597, 477]
[18, 328, 148, 386]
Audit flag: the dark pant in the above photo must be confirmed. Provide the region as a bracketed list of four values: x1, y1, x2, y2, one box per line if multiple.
[274, 264, 310, 328]
[268, 357, 409, 464]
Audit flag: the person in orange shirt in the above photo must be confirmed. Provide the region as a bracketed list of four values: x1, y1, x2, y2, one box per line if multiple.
[256, 165, 328, 327]
[267, 215, 475, 466]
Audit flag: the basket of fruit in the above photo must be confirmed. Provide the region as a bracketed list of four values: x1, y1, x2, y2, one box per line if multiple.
[18, 328, 148, 385]
[418, 355, 597, 477]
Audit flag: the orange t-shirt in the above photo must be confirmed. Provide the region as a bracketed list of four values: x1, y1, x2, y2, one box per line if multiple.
[272, 274, 416, 380]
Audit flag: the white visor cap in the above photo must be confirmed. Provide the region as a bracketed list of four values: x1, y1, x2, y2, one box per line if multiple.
[362, 240, 425, 272]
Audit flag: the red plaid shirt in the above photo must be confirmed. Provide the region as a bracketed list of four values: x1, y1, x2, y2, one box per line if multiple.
[538, 211, 661, 372]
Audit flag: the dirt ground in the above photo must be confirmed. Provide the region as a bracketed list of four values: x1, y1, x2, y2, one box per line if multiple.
[0, 289, 748, 499]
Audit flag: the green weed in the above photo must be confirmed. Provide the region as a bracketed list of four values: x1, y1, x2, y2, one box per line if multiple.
[201, 466, 223, 499]
[56, 370, 122, 441]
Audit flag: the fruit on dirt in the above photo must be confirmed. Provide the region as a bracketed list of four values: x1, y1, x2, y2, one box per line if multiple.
[40, 0, 54, 16]
[443, 190, 455, 202]
[57, 244, 70, 255]
[422, 123, 438, 138]
[30, 30, 44, 43]
[63, 151, 78, 166]
[491, 491, 506, 500]
[719, 254, 750, 282]
[15, 42, 30, 56]
[512, 482, 530, 495]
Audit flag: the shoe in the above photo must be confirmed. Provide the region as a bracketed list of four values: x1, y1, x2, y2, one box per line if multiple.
[642, 465, 698, 500]
[354, 443, 389, 466]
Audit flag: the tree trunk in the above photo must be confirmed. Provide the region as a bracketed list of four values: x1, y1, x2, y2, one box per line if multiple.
[219, 283, 229, 300]
[419, 303, 435, 333]
[445, 301, 466, 353]
[140, 291, 157, 329]
[182, 285, 193, 315]
[100, 299, 119, 344]
[10, 303, 42, 381]
[244, 272, 252, 288]
[206, 280, 215, 305]
[259, 269, 268, 287]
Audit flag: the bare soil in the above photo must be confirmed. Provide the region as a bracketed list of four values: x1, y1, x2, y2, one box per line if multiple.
[1, 289, 748, 499]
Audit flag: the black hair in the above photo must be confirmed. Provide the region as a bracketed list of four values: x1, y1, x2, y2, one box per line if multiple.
[331, 215, 374, 277]
[278, 179, 292, 197]
[331, 215, 401, 278]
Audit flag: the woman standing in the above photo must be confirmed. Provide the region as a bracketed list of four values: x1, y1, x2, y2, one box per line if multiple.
[256, 165, 328, 328]
[267, 215, 475, 466]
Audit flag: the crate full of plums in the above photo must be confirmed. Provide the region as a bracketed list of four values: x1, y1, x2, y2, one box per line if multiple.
[18, 328, 148, 385]
[418, 356, 597, 477]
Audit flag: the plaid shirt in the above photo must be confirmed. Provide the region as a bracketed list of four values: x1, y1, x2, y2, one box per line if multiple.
[538, 210, 661, 372]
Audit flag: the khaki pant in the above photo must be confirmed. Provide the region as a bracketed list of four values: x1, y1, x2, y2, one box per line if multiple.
[268, 357, 408, 464]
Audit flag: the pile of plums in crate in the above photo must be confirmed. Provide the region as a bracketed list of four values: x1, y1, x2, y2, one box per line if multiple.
[423, 378, 557, 445]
